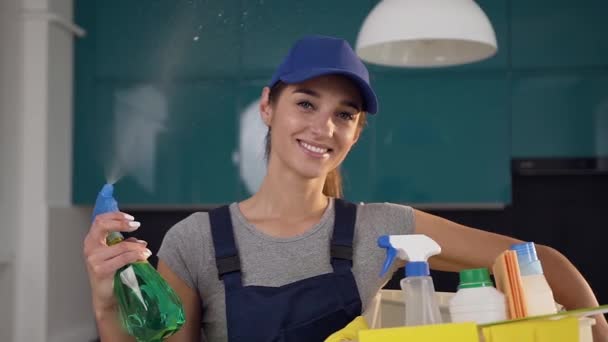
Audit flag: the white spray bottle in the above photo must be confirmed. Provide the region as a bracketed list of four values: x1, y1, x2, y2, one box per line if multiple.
[378, 234, 443, 326]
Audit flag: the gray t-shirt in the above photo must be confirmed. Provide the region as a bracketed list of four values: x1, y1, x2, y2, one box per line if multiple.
[157, 200, 415, 342]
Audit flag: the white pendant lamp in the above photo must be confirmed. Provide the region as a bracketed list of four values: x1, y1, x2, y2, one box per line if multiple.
[356, 0, 497, 67]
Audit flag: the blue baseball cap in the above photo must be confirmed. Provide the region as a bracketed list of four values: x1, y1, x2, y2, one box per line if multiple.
[269, 35, 378, 114]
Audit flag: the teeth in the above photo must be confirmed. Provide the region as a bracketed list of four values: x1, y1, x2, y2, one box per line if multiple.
[300, 141, 329, 154]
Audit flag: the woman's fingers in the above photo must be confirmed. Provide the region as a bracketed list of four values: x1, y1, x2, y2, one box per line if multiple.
[84, 212, 140, 249]
[86, 242, 152, 279]
[124, 236, 147, 246]
[87, 241, 149, 265]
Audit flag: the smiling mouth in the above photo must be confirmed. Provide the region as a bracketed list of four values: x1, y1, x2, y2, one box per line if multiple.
[297, 139, 332, 155]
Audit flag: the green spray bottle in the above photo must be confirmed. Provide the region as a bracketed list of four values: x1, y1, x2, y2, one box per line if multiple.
[93, 183, 185, 342]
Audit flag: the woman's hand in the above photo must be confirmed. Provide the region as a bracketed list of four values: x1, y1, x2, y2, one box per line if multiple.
[83, 212, 151, 316]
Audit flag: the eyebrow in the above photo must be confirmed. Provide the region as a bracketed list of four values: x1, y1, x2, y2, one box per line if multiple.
[292, 87, 362, 112]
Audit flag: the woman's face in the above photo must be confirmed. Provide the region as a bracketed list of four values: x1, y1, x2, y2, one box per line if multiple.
[260, 74, 364, 180]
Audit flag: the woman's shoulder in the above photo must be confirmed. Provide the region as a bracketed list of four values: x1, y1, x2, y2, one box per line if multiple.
[157, 207, 231, 282]
[163, 202, 250, 243]
[350, 201, 416, 235]
[164, 211, 210, 237]
[352, 201, 414, 217]
[157, 210, 216, 292]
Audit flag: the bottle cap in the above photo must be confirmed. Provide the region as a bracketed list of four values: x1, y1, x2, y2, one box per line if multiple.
[510, 242, 538, 264]
[510, 242, 544, 275]
[458, 268, 494, 289]
[406, 261, 430, 277]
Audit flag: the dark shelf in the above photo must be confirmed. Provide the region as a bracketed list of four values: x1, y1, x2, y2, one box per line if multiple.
[512, 158, 608, 176]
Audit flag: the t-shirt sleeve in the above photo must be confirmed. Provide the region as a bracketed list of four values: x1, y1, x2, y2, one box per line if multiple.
[352, 201, 417, 305]
[156, 213, 203, 290]
[384, 202, 415, 236]
[359, 201, 416, 237]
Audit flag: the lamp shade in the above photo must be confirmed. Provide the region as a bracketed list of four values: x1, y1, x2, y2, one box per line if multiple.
[356, 0, 497, 67]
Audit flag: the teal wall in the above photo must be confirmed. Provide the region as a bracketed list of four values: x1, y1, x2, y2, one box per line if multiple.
[510, 0, 608, 158]
[73, 0, 608, 206]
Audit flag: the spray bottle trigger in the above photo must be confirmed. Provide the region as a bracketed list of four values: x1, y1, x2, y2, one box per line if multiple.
[378, 235, 396, 277]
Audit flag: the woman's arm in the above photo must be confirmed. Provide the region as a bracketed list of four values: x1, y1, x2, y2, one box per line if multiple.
[157, 259, 202, 342]
[413, 209, 608, 341]
[95, 306, 135, 342]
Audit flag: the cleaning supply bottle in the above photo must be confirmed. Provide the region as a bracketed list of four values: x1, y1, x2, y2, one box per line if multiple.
[93, 183, 185, 342]
[510, 242, 557, 316]
[378, 234, 443, 326]
[449, 268, 507, 324]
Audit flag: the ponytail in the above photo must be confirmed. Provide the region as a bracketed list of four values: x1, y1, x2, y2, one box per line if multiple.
[323, 168, 343, 198]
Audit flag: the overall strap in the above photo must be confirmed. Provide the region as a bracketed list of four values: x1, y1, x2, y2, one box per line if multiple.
[331, 199, 357, 273]
[208, 205, 243, 289]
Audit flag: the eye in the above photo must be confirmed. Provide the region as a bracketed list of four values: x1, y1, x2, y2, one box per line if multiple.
[337, 111, 356, 121]
[297, 101, 315, 110]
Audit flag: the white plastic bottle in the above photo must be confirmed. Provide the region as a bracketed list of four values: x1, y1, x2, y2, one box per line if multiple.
[510, 242, 557, 316]
[378, 235, 443, 326]
[449, 268, 507, 324]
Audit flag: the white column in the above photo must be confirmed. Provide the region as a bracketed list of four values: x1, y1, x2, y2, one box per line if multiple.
[3, 0, 94, 340]
[13, 0, 50, 340]
[5, 0, 102, 339]
[43, 0, 98, 341]
[0, 0, 23, 341]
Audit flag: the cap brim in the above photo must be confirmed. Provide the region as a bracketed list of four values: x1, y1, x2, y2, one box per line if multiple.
[280, 68, 378, 114]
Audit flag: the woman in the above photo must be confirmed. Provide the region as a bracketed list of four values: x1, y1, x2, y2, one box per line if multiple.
[84, 35, 608, 341]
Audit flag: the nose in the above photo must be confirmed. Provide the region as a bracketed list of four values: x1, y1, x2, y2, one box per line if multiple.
[310, 111, 335, 138]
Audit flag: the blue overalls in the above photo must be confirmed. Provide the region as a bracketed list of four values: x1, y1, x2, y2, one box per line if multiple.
[208, 199, 362, 341]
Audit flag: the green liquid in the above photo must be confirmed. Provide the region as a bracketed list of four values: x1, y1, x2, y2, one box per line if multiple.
[113, 261, 185, 342]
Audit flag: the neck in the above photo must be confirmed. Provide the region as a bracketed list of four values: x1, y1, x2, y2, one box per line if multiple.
[244, 161, 329, 220]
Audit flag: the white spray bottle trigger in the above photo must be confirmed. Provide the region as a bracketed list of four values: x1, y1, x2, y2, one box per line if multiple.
[378, 234, 442, 277]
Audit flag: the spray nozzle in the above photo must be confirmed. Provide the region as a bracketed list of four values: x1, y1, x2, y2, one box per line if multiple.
[92, 183, 124, 245]
[100, 183, 114, 197]
[378, 234, 441, 277]
[92, 183, 119, 222]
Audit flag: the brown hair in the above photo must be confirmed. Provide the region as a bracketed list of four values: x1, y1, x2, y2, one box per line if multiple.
[265, 81, 367, 198]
